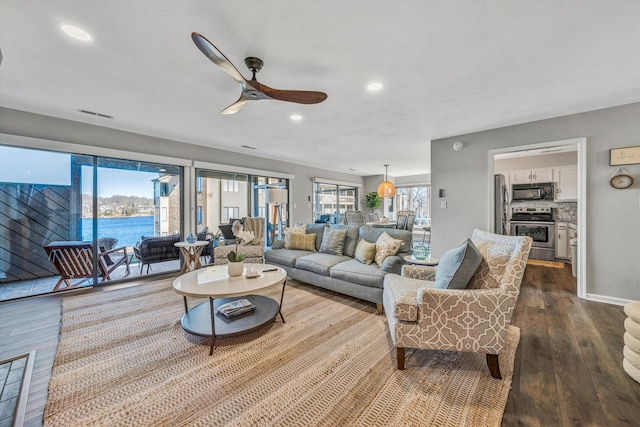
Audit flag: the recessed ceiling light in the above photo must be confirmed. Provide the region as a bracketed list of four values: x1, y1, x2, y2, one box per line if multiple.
[367, 82, 383, 91]
[290, 114, 302, 121]
[60, 24, 93, 41]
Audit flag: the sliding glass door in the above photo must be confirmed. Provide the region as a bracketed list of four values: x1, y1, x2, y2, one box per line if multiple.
[313, 182, 359, 224]
[0, 145, 183, 301]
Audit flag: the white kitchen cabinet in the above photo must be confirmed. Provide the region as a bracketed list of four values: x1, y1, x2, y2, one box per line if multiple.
[556, 222, 569, 258]
[555, 165, 578, 201]
[510, 167, 554, 184]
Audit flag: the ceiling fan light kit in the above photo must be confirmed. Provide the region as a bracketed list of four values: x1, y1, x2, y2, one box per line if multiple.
[377, 165, 396, 198]
[191, 32, 327, 115]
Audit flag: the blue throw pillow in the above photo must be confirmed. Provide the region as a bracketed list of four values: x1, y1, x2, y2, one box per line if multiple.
[434, 239, 483, 289]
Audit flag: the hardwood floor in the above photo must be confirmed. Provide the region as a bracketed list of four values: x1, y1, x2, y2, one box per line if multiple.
[1, 265, 639, 426]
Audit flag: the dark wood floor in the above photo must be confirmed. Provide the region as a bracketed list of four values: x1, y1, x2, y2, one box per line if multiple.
[1, 265, 639, 426]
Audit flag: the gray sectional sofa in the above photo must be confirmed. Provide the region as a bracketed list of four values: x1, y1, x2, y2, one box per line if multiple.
[264, 224, 413, 314]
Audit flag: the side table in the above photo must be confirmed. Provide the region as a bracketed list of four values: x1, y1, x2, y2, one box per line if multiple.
[404, 254, 439, 266]
[175, 241, 209, 273]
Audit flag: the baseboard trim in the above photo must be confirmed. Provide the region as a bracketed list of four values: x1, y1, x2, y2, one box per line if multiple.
[585, 293, 633, 307]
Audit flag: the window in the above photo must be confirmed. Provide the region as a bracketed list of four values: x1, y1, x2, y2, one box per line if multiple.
[313, 182, 359, 224]
[222, 179, 239, 192]
[222, 207, 240, 222]
[0, 144, 184, 302]
[196, 177, 203, 193]
[197, 206, 203, 223]
[395, 186, 430, 220]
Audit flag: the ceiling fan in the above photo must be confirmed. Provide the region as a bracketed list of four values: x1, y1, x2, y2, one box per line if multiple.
[191, 32, 328, 114]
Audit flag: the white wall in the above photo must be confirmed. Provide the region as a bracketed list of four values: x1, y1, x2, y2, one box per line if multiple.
[431, 102, 640, 301]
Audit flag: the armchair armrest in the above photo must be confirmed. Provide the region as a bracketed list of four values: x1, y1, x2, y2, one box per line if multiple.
[417, 287, 516, 353]
[401, 264, 437, 281]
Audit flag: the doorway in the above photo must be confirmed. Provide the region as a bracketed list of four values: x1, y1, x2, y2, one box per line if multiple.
[488, 137, 587, 298]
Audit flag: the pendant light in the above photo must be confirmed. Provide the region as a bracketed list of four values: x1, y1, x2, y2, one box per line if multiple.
[377, 164, 396, 198]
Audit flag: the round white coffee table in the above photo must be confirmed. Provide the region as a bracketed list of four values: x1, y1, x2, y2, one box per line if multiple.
[404, 254, 439, 266]
[173, 263, 287, 354]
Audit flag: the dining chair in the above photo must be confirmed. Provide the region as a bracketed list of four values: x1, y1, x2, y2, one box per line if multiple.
[395, 214, 408, 230]
[345, 211, 366, 226]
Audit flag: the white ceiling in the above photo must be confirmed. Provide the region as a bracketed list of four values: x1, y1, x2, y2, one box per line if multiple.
[1, 1, 639, 177]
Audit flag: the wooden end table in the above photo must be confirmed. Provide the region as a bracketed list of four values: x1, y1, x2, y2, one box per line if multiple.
[174, 240, 209, 273]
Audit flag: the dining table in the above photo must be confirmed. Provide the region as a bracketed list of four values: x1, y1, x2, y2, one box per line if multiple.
[366, 220, 397, 228]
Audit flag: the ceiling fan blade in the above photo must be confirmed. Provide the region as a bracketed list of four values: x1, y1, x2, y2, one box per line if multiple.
[258, 82, 328, 104]
[220, 97, 247, 115]
[191, 32, 245, 85]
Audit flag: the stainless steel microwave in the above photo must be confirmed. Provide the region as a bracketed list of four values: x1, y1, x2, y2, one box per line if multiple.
[512, 182, 554, 201]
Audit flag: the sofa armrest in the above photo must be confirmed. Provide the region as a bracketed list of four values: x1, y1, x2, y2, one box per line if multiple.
[381, 255, 404, 274]
[417, 287, 516, 353]
[271, 240, 285, 250]
[401, 265, 437, 281]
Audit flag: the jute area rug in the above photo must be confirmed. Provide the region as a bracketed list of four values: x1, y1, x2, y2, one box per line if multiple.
[44, 278, 519, 426]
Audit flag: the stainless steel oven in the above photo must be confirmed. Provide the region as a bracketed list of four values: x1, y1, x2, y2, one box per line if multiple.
[509, 207, 555, 261]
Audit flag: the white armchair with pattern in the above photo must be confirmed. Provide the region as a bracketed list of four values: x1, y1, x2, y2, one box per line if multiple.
[382, 229, 532, 378]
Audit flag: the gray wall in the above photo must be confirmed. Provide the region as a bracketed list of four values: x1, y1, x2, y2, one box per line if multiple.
[495, 152, 577, 171]
[0, 108, 363, 225]
[431, 102, 640, 301]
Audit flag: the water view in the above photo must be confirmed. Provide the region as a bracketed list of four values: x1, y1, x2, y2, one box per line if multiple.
[81, 216, 154, 248]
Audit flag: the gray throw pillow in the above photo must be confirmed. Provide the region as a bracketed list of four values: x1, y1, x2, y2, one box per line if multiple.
[319, 228, 348, 256]
[434, 239, 483, 289]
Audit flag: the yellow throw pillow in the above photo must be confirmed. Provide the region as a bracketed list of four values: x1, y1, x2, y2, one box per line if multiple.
[374, 232, 403, 267]
[354, 239, 376, 265]
[289, 233, 317, 251]
[284, 224, 306, 249]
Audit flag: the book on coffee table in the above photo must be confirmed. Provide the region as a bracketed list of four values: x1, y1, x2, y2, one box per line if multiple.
[217, 299, 256, 318]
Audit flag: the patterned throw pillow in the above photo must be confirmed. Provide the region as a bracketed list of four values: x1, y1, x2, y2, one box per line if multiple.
[354, 239, 376, 265]
[434, 239, 483, 289]
[289, 233, 317, 251]
[319, 228, 348, 256]
[374, 232, 403, 267]
[284, 224, 306, 249]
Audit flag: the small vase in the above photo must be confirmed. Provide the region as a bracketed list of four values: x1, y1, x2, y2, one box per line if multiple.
[186, 233, 197, 244]
[413, 243, 429, 260]
[228, 261, 244, 277]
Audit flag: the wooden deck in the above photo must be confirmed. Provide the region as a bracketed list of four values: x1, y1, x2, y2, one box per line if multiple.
[1, 264, 638, 426]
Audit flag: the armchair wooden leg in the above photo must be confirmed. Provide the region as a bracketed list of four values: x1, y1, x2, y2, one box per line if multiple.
[397, 347, 405, 370]
[486, 354, 502, 379]
[376, 303, 383, 315]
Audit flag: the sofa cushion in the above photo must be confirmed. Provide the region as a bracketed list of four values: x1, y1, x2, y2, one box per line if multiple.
[296, 253, 351, 276]
[319, 228, 348, 256]
[374, 232, 403, 267]
[284, 224, 306, 249]
[264, 248, 312, 268]
[330, 259, 387, 288]
[306, 223, 328, 252]
[290, 233, 317, 251]
[354, 239, 376, 265]
[328, 225, 360, 257]
[434, 239, 483, 289]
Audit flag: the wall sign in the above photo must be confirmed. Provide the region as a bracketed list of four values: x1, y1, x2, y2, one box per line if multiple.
[610, 146, 640, 166]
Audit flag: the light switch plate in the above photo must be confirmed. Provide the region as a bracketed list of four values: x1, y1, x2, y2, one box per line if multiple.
[441, 201, 447, 209]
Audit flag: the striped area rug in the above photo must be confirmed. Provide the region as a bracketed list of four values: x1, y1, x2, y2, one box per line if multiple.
[44, 278, 519, 426]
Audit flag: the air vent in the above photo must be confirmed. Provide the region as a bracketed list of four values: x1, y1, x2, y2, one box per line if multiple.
[78, 109, 114, 119]
[241, 145, 257, 150]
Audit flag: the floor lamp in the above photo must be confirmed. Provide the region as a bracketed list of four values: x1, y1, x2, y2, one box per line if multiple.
[265, 188, 287, 244]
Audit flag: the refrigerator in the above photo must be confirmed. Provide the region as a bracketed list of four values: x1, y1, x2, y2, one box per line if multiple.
[494, 174, 508, 235]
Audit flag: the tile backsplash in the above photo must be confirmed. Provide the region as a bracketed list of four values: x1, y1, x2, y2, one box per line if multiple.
[510, 200, 577, 224]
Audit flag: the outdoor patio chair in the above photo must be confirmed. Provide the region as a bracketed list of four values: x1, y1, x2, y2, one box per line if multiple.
[44, 241, 130, 291]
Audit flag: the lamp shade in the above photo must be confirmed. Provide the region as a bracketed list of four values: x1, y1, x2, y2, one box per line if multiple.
[377, 181, 396, 198]
[265, 188, 287, 204]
